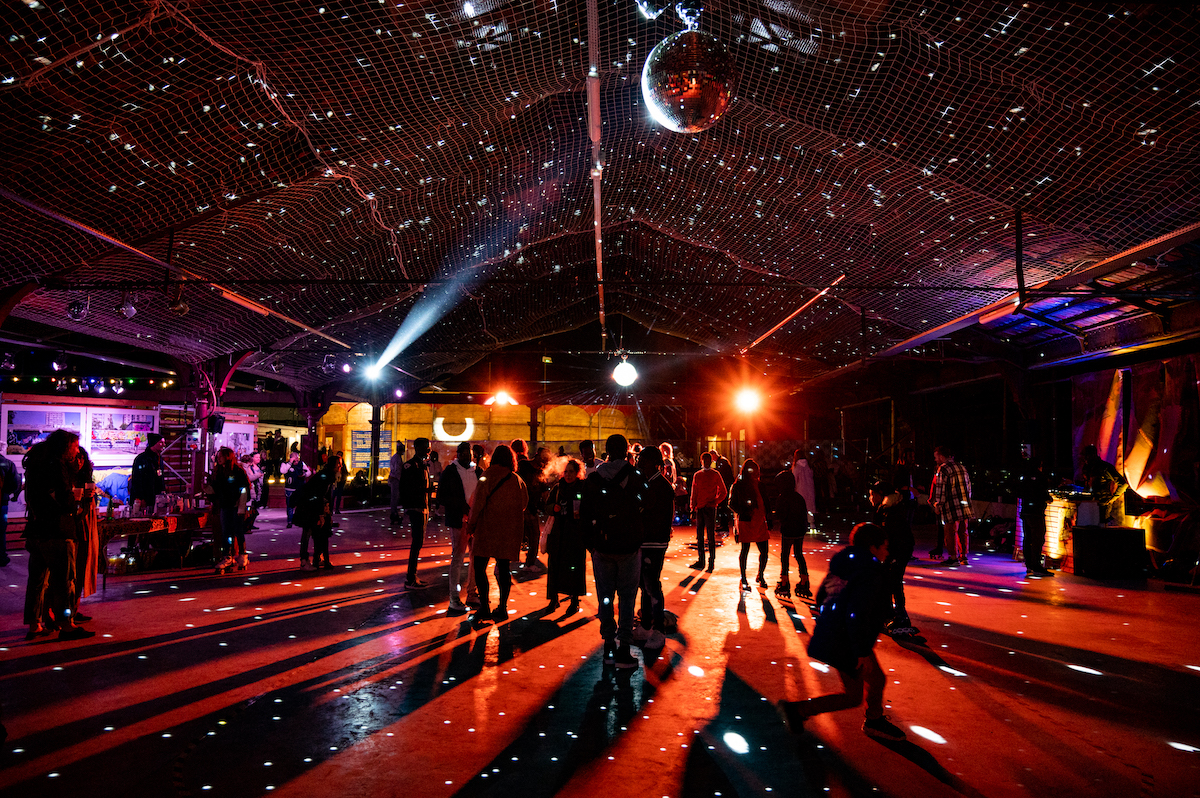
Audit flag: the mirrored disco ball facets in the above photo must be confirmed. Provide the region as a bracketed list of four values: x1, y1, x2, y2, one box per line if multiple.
[641, 29, 736, 133]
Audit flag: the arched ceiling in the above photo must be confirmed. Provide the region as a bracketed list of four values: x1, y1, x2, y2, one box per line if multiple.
[2, 0, 1198, 392]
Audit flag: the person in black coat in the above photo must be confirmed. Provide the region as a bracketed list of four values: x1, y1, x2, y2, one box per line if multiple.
[438, 441, 484, 612]
[772, 467, 811, 599]
[129, 433, 167, 516]
[1016, 456, 1054, 576]
[294, 456, 341, 570]
[209, 447, 251, 573]
[544, 459, 588, 614]
[22, 430, 94, 640]
[633, 446, 675, 638]
[869, 481, 916, 630]
[778, 522, 906, 741]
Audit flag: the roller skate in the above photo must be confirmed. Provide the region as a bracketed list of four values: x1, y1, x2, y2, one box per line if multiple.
[774, 578, 791, 599]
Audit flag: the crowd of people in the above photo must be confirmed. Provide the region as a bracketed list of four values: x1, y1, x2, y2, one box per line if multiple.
[15, 422, 1113, 756]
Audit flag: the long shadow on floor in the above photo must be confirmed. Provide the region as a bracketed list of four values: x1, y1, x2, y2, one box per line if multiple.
[0, 601, 594, 798]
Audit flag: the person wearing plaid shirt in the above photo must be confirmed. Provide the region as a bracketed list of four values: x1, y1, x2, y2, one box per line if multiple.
[931, 446, 972, 565]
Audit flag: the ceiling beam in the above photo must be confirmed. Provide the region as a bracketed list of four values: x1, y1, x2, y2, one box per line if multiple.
[868, 218, 1200, 365]
[0, 187, 353, 352]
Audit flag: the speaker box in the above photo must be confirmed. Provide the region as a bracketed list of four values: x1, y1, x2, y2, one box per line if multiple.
[207, 414, 226, 433]
[1071, 526, 1146, 579]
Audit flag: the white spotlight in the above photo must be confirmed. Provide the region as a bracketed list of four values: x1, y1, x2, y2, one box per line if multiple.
[366, 364, 383, 380]
[734, 388, 761, 413]
[613, 359, 637, 387]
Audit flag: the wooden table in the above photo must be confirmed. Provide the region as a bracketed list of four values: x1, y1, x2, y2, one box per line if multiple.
[99, 511, 211, 583]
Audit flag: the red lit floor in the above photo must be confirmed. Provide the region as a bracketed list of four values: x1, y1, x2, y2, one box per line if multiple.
[2, 508, 1199, 798]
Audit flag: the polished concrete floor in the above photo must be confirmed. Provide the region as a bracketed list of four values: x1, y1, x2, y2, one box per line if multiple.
[2, 507, 1199, 798]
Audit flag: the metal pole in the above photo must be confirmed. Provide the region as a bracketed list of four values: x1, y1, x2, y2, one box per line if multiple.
[1015, 207, 1026, 307]
[369, 392, 383, 487]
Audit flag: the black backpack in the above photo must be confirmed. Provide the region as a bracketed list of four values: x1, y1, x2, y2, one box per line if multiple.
[582, 462, 645, 555]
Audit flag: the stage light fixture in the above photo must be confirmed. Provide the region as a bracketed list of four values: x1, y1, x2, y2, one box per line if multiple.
[168, 296, 189, 316]
[0, 353, 13, 372]
[341, 363, 353, 374]
[55, 378, 69, 392]
[485, 390, 519, 406]
[254, 379, 266, 393]
[269, 357, 283, 374]
[111, 381, 125, 395]
[66, 298, 89, 321]
[366, 363, 382, 380]
[613, 357, 638, 387]
[320, 354, 338, 375]
[734, 388, 761, 413]
[94, 382, 107, 395]
[51, 353, 68, 372]
[394, 387, 404, 399]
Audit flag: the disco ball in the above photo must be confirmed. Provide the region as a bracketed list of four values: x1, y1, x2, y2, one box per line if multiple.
[66, 299, 88, 321]
[641, 29, 735, 133]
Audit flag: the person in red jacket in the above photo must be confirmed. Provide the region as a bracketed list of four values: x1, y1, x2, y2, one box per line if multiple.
[689, 452, 728, 572]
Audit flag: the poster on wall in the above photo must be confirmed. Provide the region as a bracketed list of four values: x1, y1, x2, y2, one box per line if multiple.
[209, 422, 258, 461]
[3, 405, 86, 459]
[351, 429, 392, 471]
[86, 408, 159, 465]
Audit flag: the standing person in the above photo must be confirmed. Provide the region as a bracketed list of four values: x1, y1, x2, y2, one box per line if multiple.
[0, 450, 24, 567]
[281, 452, 310, 529]
[772, 456, 811, 599]
[730, 459, 771, 590]
[544, 459, 588, 614]
[472, 443, 489, 470]
[243, 452, 265, 508]
[931, 446, 973, 566]
[892, 449, 917, 504]
[463, 444, 527, 626]
[713, 449, 736, 533]
[331, 451, 349, 513]
[426, 449, 443, 519]
[71, 448, 100, 622]
[439, 442, 483, 613]
[400, 437, 433, 590]
[581, 434, 646, 669]
[388, 443, 406, 526]
[778, 522, 906, 741]
[129, 433, 167, 517]
[242, 452, 264, 530]
[512, 439, 547, 573]
[21, 430, 93, 640]
[294, 455, 341, 569]
[658, 442, 678, 523]
[665, 444, 689, 525]
[579, 439, 599, 475]
[689, 452, 728, 571]
[1016, 456, 1055, 576]
[869, 481, 916, 632]
[927, 471, 946, 560]
[209, 447, 251, 573]
[791, 451, 818, 528]
[633, 446, 674, 641]
[1079, 444, 1128, 525]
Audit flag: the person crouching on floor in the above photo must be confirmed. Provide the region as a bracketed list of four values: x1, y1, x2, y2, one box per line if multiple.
[778, 521, 906, 741]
